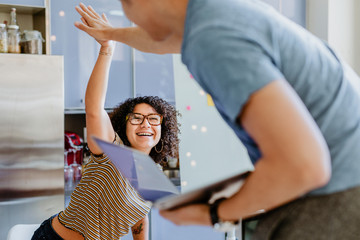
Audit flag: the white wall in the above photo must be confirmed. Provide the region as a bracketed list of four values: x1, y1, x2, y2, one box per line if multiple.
[306, 0, 329, 40]
[328, 0, 356, 71]
[355, 1, 360, 73]
[173, 54, 253, 193]
[307, 0, 360, 75]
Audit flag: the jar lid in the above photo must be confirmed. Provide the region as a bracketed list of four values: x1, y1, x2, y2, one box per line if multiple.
[8, 25, 19, 29]
[22, 30, 44, 41]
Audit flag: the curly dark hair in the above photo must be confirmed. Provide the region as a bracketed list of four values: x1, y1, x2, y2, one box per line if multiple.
[110, 96, 181, 165]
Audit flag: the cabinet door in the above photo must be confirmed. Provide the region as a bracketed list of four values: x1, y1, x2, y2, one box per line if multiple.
[51, 0, 133, 112]
[134, 50, 176, 105]
[0, 0, 45, 7]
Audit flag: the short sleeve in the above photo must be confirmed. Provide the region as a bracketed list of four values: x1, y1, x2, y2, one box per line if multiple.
[183, 27, 285, 123]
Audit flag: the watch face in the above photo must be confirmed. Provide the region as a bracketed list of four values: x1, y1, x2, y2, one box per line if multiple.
[214, 221, 241, 232]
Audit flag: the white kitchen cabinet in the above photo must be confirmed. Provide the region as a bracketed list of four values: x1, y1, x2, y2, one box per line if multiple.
[134, 50, 176, 105]
[0, 0, 45, 7]
[50, 0, 175, 112]
[50, 0, 133, 112]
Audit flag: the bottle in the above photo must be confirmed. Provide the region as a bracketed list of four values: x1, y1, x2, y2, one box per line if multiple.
[8, 8, 20, 53]
[10, 8, 17, 26]
[7, 25, 20, 53]
[0, 23, 7, 53]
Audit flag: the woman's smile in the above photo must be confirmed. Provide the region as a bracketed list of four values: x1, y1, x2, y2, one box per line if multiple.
[126, 103, 161, 154]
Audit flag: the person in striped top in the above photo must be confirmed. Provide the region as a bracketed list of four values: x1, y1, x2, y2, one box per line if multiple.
[32, 5, 180, 240]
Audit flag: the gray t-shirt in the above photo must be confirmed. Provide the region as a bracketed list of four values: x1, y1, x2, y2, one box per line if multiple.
[182, 0, 360, 195]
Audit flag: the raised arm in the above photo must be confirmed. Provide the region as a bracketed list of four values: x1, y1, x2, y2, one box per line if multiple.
[75, 3, 181, 54]
[107, 26, 181, 54]
[82, 5, 116, 154]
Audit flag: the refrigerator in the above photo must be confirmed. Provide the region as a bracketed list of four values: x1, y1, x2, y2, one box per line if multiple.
[0, 54, 64, 239]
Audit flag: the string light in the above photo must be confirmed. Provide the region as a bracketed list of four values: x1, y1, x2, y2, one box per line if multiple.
[201, 126, 208, 133]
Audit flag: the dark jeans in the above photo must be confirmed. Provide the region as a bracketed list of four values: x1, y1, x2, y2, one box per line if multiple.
[31, 215, 63, 240]
[250, 186, 360, 240]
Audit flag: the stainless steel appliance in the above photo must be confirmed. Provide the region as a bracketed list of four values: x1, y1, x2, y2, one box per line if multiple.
[0, 54, 64, 239]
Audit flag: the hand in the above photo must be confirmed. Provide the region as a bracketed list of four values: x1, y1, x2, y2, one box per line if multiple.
[74, 2, 113, 48]
[159, 204, 212, 226]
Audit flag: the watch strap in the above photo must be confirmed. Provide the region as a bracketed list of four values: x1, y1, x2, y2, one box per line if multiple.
[209, 198, 226, 226]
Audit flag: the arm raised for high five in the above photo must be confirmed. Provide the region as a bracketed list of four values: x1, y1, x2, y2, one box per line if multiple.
[74, 3, 181, 54]
[82, 4, 116, 154]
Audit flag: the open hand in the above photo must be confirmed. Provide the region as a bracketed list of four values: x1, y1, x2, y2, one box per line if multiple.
[159, 204, 212, 226]
[74, 2, 113, 48]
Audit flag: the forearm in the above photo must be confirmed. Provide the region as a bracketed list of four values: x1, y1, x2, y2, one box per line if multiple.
[75, 4, 180, 54]
[218, 155, 330, 222]
[107, 26, 181, 54]
[85, 46, 112, 113]
[218, 80, 332, 221]
[131, 216, 149, 240]
[160, 153, 331, 226]
[85, 45, 115, 152]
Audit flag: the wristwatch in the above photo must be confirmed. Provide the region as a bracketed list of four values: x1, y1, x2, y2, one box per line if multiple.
[209, 198, 241, 232]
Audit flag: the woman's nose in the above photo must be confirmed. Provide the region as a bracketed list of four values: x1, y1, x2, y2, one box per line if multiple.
[140, 118, 151, 128]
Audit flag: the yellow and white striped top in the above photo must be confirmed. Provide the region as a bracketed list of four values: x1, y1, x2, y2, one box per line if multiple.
[58, 133, 151, 240]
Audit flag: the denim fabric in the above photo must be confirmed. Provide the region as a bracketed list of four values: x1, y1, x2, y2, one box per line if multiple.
[31, 215, 63, 240]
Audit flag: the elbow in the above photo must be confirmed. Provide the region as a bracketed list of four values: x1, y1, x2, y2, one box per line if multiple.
[302, 153, 332, 191]
[310, 164, 331, 190]
[84, 106, 95, 118]
[84, 101, 100, 117]
[318, 158, 332, 187]
[84, 96, 94, 114]
[84, 104, 92, 115]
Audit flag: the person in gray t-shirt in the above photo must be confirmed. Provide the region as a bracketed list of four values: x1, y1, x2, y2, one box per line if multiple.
[74, 0, 360, 238]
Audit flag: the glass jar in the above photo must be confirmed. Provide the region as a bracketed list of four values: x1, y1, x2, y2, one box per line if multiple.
[7, 25, 20, 53]
[20, 30, 44, 54]
[0, 23, 7, 53]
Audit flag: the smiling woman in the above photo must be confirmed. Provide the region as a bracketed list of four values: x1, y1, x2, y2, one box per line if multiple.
[111, 96, 180, 165]
[31, 4, 180, 240]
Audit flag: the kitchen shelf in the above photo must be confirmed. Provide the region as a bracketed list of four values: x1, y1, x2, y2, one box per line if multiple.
[0, 2, 49, 54]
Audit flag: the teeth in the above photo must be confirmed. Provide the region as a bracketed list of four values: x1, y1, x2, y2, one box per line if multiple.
[137, 133, 152, 136]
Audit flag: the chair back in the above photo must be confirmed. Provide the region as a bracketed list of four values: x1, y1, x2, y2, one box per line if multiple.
[7, 224, 40, 240]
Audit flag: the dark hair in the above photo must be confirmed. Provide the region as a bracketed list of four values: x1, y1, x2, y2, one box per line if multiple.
[110, 96, 180, 165]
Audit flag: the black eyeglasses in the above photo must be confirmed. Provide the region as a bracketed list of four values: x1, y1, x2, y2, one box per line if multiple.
[126, 113, 163, 126]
